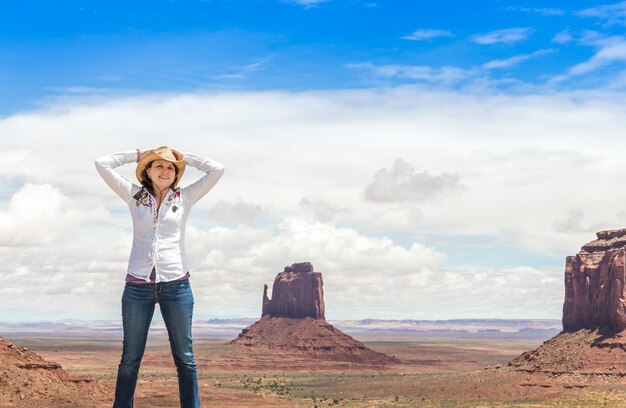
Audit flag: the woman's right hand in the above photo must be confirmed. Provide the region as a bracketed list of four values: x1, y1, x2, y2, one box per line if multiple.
[138, 148, 153, 162]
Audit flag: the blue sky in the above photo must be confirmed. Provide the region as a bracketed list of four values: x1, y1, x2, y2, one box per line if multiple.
[2, 0, 625, 114]
[2, 1, 626, 322]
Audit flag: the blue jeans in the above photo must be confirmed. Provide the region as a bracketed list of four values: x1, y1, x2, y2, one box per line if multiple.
[113, 280, 200, 408]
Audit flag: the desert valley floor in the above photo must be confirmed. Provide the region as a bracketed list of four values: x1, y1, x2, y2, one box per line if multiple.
[4, 320, 626, 407]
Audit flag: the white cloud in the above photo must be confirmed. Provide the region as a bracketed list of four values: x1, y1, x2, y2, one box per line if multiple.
[347, 62, 473, 85]
[552, 209, 605, 234]
[402, 29, 453, 41]
[568, 36, 626, 76]
[0, 183, 109, 246]
[211, 59, 270, 81]
[472, 28, 533, 45]
[299, 196, 349, 223]
[429, 266, 563, 319]
[605, 68, 626, 88]
[553, 30, 574, 44]
[547, 31, 626, 83]
[483, 49, 555, 69]
[578, 1, 626, 25]
[371, 206, 423, 231]
[0, 229, 131, 321]
[552, 209, 584, 233]
[364, 158, 465, 203]
[209, 200, 265, 224]
[507, 6, 565, 16]
[184, 219, 448, 319]
[2, 88, 626, 320]
[284, 0, 329, 7]
[185, 220, 562, 319]
[347, 50, 556, 86]
[0, 149, 61, 182]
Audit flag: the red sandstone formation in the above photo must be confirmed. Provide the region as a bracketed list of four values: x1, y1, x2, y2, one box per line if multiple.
[510, 229, 626, 375]
[562, 228, 626, 333]
[0, 337, 111, 407]
[230, 262, 397, 365]
[509, 329, 626, 375]
[231, 316, 396, 365]
[262, 261, 325, 319]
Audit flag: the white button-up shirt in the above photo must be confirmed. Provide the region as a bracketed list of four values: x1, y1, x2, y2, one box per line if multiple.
[95, 150, 224, 282]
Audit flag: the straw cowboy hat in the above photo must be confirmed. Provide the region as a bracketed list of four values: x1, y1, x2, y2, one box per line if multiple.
[136, 146, 186, 187]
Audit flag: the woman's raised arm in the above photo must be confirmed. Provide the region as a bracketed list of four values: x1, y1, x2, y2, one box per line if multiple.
[94, 150, 139, 203]
[180, 152, 225, 205]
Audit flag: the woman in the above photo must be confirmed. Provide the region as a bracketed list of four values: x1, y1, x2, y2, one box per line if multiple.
[95, 146, 224, 408]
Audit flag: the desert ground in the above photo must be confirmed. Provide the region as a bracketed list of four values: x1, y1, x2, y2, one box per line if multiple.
[5, 321, 626, 407]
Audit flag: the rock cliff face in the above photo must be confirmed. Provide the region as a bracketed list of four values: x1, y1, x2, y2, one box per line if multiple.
[562, 228, 626, 333]
[262, 262, 325, 320]
[508, 229, 626, 376]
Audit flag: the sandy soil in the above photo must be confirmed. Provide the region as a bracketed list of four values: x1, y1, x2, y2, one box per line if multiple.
[5, 332, 626, 407]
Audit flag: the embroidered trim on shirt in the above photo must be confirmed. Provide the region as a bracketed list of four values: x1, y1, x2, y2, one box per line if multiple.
[133, 188, 153, 208]
[165, 188, 181, 213]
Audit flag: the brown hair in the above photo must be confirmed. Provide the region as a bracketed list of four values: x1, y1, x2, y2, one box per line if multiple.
[140, 160, 180, 196]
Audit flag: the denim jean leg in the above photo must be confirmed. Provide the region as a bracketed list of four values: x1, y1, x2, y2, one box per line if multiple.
[159, 280, 200, 408]
[113, 283, 156, 408]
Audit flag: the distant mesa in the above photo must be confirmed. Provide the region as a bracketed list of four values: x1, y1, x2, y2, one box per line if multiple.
[510, 229, 626, 375]
[230, 262, 397, 365]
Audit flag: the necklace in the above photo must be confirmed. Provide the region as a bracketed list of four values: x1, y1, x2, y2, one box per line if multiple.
[153, 189, 168, 224]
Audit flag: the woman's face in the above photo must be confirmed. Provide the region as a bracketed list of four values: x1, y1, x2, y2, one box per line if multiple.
[147, 159, 176, 191]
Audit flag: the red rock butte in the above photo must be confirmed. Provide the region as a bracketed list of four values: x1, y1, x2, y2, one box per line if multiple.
[563, 228, 626, 333]
[262, 261, 325, 319]
[510, 229, 626, 375]
[230, 262, 397, 365]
